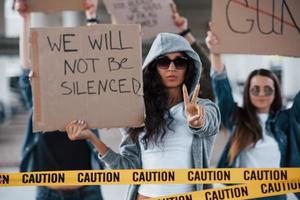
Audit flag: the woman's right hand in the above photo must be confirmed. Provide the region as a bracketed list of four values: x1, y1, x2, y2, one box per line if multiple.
[205, 30, 219, 50]
[205, 24, 224, 73]
[84, 0, 98, 24]
[65, 120, 93, 141]
[170, 2, 196, 44]
[14, 0, 28, 17]
[66, 120, 109, 156]
[173, 15, 187, 31]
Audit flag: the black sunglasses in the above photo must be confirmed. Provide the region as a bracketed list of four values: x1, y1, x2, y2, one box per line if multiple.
[250, 85, 274, 96]
[155, 56, 190, 70]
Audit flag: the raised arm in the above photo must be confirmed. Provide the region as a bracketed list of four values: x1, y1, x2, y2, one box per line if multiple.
[170, 3, 195, 45]
[14, 0, 31, 68]
[65, 120, 141, 170]
[206, 30, 237, 130]
[171, 3, 215, 101]
[205, 30, 223, 73]
[84, 0, 99, 25]
[290, 90, 300, 122]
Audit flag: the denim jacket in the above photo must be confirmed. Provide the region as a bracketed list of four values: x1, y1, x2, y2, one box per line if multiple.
[211, 69, 300, 200]
[20, 110, 103, 172]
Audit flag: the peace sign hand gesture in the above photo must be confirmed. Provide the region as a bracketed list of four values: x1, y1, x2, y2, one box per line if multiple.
[183, 84, 205, 128]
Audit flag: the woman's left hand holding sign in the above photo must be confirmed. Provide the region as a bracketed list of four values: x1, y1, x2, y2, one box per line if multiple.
[65, 120, 92, 141]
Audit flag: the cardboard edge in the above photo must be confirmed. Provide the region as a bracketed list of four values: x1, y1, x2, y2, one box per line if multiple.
[31, 30, 42, 131]
[27, 0, 85, 12]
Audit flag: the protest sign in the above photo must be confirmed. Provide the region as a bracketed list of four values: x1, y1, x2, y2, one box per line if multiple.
[103, 0, 180, 40]
[30, 24, 144, 131]
[211, 0, 300, 57]
[27, 0, 84, 12]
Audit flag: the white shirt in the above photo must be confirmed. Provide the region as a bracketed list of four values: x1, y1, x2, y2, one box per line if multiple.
[235, 113, 281, 168]
[138, 103, 194, 197]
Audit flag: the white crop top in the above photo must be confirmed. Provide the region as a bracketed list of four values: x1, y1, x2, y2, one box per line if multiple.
[235, 113, 281, 168]
[138, 103, 194, 197]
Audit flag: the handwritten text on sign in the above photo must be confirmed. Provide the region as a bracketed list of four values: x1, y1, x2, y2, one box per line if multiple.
[103, 0, 179, 39]
[211, 0, 300, 56]
[31, 25, 144, 131]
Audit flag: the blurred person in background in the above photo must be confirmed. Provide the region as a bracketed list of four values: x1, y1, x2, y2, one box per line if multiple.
[206, 28, 300, 200]
[14, 0, 104, 199]
[13, 0, 32, 109]
[170, 3, 214, 101]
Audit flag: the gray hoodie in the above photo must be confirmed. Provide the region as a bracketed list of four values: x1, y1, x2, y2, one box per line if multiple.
[100, 33, 221, 200]
[143, 32, 201, 94]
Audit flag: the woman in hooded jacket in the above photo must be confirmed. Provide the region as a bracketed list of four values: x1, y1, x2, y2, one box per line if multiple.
[65, 32, 221, 200]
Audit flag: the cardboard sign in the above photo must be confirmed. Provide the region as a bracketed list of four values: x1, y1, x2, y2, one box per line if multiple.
[31, 24, 144, 132]
[103, 0, 180, 40]
[211, 0, 300, 57]
[27, 0, 84, 12]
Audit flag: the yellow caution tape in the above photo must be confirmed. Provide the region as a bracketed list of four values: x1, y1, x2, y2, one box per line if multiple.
[148, 179, 300, 200]
[0, 168, 299, 186]
[1, 168, 300, 199]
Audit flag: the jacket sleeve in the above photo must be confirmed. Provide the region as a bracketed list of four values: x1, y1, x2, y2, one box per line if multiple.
[290, 90, 300, 122]
[190, 98, 221, 137]
[287, 90, 300, 169]
[191, 42, 215, 101]
[20, 110, 39, 172]
[211, 68, 237, 130]
[99, 131, 141, 170]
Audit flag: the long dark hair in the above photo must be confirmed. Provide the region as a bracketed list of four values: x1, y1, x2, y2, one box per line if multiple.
[12, 0, 16, 10]
[228, 69, 282, 164]
[129, 53, 196, 148]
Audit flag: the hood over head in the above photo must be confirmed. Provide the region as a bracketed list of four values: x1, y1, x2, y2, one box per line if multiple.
[142, 32, 202, 95]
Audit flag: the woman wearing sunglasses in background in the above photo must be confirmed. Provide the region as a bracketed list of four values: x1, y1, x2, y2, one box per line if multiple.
[65, 32, 221, 200]
[206, 31, 300, 200]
